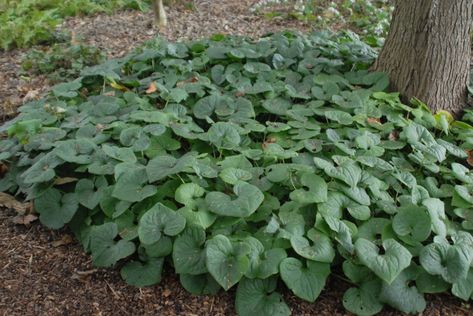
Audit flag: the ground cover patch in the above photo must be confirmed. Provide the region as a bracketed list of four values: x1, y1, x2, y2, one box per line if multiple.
[1, 31, 473, 315]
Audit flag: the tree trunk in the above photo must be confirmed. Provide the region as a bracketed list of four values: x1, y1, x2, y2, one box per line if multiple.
[152, 0, 168, 28]
[373, 0, 472, 115]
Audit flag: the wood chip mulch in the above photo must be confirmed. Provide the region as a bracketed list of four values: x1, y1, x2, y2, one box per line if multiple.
[0, 1, 472, 315]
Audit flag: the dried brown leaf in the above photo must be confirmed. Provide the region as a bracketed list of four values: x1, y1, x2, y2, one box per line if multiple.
[367, 117, 381, 124]
[12, 214, 38, 225]
[54, 177, 79, 185]
[0, 192, 28, 215]
[388, 130, 399, 141]
[52, 234, 73, 247]
[466, 150, 473, 167]
[146, 81, 158, 94]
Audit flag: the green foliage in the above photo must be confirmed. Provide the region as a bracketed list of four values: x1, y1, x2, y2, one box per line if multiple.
[0, 0, 150, 50]
[253, 0, 393, 46]
[21, 42, 106, 83]
[2, 31, 473, 315]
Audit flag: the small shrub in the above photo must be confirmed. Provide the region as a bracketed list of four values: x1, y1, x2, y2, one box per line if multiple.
[1, 32, 473, 315]
[21, 42, 106, 83]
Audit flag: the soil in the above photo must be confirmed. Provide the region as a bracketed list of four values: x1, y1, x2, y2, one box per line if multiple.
[0, 1, 472, 315]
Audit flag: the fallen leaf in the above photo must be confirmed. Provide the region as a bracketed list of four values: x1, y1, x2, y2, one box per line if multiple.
[104, 91, 116, 97]
[72, 269, 98, 281]
[466, 150, 473, 167]
[12, 214, 38, 225]
[146, 81, 158, 94]
[110, 81, 129, 91]
[235, 91, 246, 97]
[74, 269, 98, 276]
[0, 192, 28, 215]
[162, 288, 172, 297]
[52, 234, 74, 247]
[22, 89, 41, 103]
[388, 130, 399, 141]
[176, 76, 199, 87]
[367, 117, 381, 124]
[54, 177, 78, 185]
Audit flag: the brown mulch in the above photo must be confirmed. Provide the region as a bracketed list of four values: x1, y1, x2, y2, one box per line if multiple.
[0, 1, 473, 315]
[0, 206, 472, 316]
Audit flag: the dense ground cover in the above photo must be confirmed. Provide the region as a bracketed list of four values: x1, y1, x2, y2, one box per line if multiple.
[1, 30, 473, 315]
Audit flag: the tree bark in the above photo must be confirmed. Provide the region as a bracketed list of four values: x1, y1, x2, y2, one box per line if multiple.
[152, 0, 168, 28]
[373, 0, 473, 115]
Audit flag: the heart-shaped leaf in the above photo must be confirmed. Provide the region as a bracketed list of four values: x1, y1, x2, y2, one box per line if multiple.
[89, 223, 136, 267]
[206, 181, 264, 217]
[120, 258, 164, 287]
[279, 257, 330, 302]
[236, 277, 290, 316]
[419, 242, 470, 283]
[205, 235, 250, 290]
[343, 279, 383, 316]
[173, 225, 207, 275]
[355, 238, 412, 284]
[35, 188, 78, 229]
[138, 202, 186, 245]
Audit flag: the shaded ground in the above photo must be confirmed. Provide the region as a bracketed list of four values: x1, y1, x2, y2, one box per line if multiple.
[0, 1, 473, 315]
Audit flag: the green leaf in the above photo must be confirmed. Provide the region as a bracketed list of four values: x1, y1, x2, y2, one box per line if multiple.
[207, 122, 241, 150]
[138, 202, 186, 245]
[22, 153, 62, 184]
[355, 238, 412, 284]
[219, 167, 253, 185]
[175, 183, 205, 209]
[102, 144, 137, 163]
[112, 166, 157, 202]
[35, 188, 78, 229]
[419, 242, 470, 283]
[422, 198, 447, 238]
[379, 266, 426, 314]
[52, 79, 82, 98]
[89, 223, 136, 267]
[244, 237, 287, 279]
[205, 235, 250, 290]
[75, 178, 106, 210]
[452, 269, 473, 301]
[279, 257, 330, 302]
[146, 153, 196, 183]
[54, 139, 95, 164]
[289, 173, 327, 204]
[290, 232, 335, 263]
[314, 157, 361, 187]
[324, 110, 353, 125]
[343, 279, 383, 316]
[206, 182, 264, 217]
[120, 258, 164, 287]
[392, 205, 431, 242]
[179, 273, 221, 295]
[236, 277, 290, 316]
[173, 225, 207, 275]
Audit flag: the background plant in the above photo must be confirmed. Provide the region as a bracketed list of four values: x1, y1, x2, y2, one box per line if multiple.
[21, 42, 106, 84]
[1, 31, 473, 315]
[252, 0, 393, 46]
[0, 0, 150, 50]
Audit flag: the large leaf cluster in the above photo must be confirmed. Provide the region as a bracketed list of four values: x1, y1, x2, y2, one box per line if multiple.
[2, 31, 473, 315]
